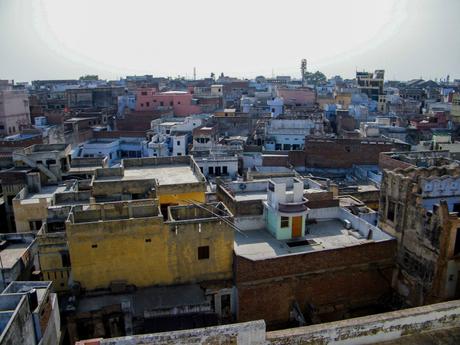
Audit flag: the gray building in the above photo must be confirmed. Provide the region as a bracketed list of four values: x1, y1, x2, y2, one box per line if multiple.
[0, 281, 60, 345]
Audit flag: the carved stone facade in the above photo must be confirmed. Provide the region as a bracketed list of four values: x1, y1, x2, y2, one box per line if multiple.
[379, 165, 460, 306]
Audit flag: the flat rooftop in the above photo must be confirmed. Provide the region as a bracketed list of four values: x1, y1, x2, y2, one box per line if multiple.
[19, 185, 70, 204]
[235, 219, 375, 260]
[0, 242, 32, 269]
[76, 284, 208, 317]
[95, 164, 201, 186]
[124, 165, 200, 185]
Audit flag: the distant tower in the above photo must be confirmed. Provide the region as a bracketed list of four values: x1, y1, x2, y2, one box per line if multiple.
[301, 59, 307, 86]
[447, 75, 450, 84]
[193, 67, 196, 81]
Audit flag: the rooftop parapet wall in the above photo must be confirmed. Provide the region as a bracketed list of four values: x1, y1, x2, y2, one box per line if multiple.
[14, 144, 70, 156]
[379, 150, 453, 171]
[267, 299, 460, 345]
[385, 163, 460, 183]
[80, 320, 266, 345]
[53, 190, 91, 205]
[78, 300, 460, 345]
[94, 167, 124, 179]
[167, 202, 233, 223]
[71, 157, 108, 168]
[68, 199, 161, 224]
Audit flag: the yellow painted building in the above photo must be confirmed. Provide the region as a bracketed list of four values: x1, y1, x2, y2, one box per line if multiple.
[37, 227, 71, 292]
[334, 92, 352, 109]
[66, 200, 234, 291]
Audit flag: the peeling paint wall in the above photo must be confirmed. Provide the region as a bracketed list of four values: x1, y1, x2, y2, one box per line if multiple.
[378, 165, 460, 306]
[67, 211, 234, 290]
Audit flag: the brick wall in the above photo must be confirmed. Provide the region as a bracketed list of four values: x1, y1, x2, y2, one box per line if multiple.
[235, 240, 396, 327]
[305, 192, 339, 209]
[288, 139, 409, 169]
[262, 155, 289, 167]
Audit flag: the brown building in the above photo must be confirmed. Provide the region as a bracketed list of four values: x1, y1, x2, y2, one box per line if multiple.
[379, 163, 460, 306]
[289, 138, 410, 169]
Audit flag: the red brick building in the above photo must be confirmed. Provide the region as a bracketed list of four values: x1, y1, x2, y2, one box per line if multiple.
[289, 138, 410, 169]
[235, 239, 396, 329]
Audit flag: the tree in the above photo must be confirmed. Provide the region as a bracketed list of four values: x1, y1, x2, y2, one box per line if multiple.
[304, 71, 327, 86]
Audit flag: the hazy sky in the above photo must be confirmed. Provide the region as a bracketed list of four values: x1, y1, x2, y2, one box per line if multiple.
[0, 0, 459, 82]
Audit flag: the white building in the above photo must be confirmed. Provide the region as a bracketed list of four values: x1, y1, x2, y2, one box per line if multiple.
[143, 115, 205, 157]
[267, 97, 284, 117]
[74, 137, 144, 166]
[264, 117, 324, 151]
[194, 154, 239, 178]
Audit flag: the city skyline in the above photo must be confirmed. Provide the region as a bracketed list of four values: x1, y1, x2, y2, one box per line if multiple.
[1, 0, 459, 82]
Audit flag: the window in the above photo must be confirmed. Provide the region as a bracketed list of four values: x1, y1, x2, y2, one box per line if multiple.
[141, 103, 144, 107]
[454, 228, 460, 256]
[223, 166, 228, 175]
[146, 102, 150, 107]
[198, 246, 210, 260]
[177, 153, 182, 156]
[29, 220, 42, 231]
[281, 216, 289, 228]
[387, 200, 396, 222]
[169, 101, 173, 106]
[160, 101, 164, 106]
[208, 167, 214, 175]
[454, 203, 460, 214]
[60, 251, 71, 267]
[145, 238, 151, 243]
[215, 166, 221, 175]
[177, 141, 180, 146]
[91, 244, 98, 248]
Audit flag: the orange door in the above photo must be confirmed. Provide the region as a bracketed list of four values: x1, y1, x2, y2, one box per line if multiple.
[292, 216, 302, 238]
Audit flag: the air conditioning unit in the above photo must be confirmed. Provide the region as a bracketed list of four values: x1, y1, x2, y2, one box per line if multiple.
[343, 219, 352, 229]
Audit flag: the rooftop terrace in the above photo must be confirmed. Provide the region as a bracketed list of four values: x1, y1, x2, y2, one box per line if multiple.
[235, 207, 393, 260]
[93, 156, 205, 186]
[0, 233, 36, 274]
[68, 199, 161, 224]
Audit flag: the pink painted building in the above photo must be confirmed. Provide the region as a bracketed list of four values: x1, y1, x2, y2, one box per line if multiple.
[0, 80, 31, 136]
[276, 87, 316, 106]
[135, 89, 201, 116]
